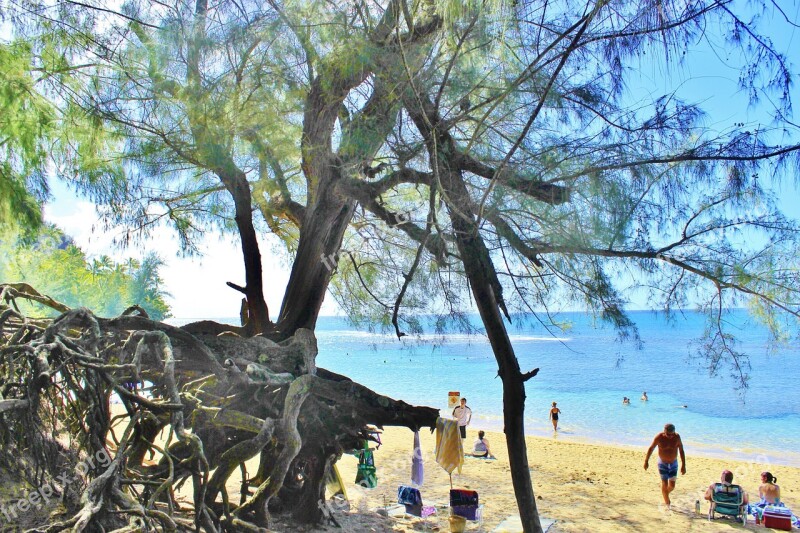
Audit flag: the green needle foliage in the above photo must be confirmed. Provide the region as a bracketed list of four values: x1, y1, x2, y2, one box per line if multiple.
[2, 0, 797, 374]
[0, 40, 53, 230]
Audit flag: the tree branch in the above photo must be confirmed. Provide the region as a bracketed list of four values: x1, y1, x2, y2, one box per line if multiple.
[521, 368, 540, 382]
[456, 152, 570, 205]
[338, 179, 451, 263]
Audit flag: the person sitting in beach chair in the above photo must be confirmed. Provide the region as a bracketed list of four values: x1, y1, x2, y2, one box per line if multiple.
[706, 470, 748, 525]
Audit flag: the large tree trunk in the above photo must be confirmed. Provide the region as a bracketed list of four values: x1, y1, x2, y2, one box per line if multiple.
[276, 70, 365, 337]
[276, 177, 356, 337]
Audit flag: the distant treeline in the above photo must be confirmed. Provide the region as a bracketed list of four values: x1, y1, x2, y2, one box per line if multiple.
[0, 224, 170, 320]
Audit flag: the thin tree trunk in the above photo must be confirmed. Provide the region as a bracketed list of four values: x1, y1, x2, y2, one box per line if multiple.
[435, 163, 544, 532]
[186, 0, 270, 335]
[406, 93, 544, 533]
[450, 216, 544, 533]
[220, 170, 271, 335]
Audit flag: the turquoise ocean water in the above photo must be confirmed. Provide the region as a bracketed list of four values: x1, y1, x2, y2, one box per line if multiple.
[173, 310, 800, 466]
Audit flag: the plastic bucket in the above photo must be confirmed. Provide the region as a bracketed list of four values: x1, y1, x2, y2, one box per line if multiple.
[449, 515, 466, 532]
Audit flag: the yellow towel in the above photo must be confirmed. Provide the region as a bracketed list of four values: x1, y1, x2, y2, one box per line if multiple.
[435, 416, 463, 474]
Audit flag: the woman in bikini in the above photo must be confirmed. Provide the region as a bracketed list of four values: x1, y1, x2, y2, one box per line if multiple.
[549, 402, 561, 431]
[752, 471, 781, 522]
[759, 472, 780, 504]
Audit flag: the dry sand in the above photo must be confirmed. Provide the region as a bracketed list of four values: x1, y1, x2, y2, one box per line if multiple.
[9, 409, 794, 532]
[321, 426, 800, 532]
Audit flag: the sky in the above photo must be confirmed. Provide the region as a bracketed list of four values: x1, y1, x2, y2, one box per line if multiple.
[37, 1, 800, 320]
[43, 181, 335, 319]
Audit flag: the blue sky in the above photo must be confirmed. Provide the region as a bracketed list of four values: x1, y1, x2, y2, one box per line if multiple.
[39, 2, 800, 319]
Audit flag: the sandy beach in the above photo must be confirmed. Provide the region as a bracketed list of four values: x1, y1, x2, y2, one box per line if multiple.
[318, 426, 799, 532]
[3, 411, 798, 532]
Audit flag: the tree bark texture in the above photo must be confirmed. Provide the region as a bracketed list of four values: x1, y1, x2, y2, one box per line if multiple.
[445, 188, 544, 533]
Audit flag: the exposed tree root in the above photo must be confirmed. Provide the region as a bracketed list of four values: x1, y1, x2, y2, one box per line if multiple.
[0, 284, 438, 531]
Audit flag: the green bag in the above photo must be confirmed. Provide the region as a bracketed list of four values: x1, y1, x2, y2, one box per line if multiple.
[355, 441, 377, 488]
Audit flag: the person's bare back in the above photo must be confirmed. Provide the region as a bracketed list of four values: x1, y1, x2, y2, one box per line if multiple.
[760, 482, 780, 503]
[759, 472, 780, 504]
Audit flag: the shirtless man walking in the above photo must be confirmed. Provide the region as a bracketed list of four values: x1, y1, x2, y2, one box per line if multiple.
[643, 423, 686, 508]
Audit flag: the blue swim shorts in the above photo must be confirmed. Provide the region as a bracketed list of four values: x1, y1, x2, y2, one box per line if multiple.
[657, 460, 678, 481]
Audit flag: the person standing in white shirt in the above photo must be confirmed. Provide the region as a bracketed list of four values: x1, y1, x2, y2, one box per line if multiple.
[452, 398, 472, 439]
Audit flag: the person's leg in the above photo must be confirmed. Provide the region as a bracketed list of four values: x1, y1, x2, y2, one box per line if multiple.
[657, 462, 677, 506]
[660, 479, 671, 505]
[666, 460, 678, 498]
[459, 425, 466, 439]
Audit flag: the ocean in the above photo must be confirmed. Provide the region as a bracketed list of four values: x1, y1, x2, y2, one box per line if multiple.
[172, 310, 800, 467]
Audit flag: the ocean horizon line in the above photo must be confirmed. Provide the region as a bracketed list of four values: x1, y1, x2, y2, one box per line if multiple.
[166, 307, 749, 322]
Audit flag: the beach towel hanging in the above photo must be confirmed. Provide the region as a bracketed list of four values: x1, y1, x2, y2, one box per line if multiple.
[434, 417, 463, 475]
[411, 430, 424, 486]
[355, 440, 377, 488]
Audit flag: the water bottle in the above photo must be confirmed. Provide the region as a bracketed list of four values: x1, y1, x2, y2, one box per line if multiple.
[695, 500, 701, 515]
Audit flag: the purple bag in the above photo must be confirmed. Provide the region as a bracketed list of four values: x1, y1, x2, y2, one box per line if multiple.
[411, 431, 424, 486]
